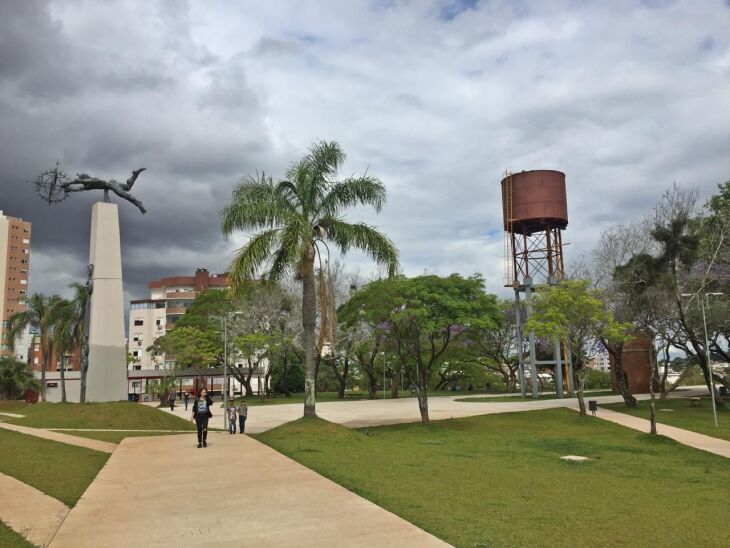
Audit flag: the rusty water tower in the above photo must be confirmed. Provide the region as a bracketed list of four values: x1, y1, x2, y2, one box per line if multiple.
[500, 169, 573, 399]
[501, 169, 568, 286]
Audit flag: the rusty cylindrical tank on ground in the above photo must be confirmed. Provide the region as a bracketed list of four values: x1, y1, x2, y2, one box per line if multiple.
[501, 170, 568, 234]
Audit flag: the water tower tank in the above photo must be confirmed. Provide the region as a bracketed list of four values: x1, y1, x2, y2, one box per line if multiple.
[501, 170, 568, 234]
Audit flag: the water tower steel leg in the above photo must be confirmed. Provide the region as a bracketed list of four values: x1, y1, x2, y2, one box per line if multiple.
[554, 342, 563, 398]
[525, 282, 539, 399]
[514, 289, 526, 398]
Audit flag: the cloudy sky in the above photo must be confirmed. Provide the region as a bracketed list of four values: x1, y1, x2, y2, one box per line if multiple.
[1, 0, 729, 311]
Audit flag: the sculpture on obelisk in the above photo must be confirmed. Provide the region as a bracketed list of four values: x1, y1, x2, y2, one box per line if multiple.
[33, 164, 146, 402]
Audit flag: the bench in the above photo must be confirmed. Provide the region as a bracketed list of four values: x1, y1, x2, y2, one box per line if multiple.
[690, 397, 701, 407]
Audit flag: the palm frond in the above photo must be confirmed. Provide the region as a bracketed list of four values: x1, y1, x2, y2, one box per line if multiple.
[221, 173, 294, 235]
[4, 310, 32, 351]
[228, 228, 282, 294]
[290, 141, 346, 217]
[317, 217, 399, 275]
[268, 216, 309, 280]
[315, 175, 386, 218]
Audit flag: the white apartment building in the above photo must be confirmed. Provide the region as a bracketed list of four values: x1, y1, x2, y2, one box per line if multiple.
[127, 268, 230, 371]
[588, 351, 610, 372]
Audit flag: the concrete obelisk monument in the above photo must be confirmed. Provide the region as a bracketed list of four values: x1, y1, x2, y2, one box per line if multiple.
[32, 167, 148, 402]
[84, 202, 129, 401]
[60, 169, 147, 401]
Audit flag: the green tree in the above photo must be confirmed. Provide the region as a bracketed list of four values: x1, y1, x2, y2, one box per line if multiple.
[615, 185, 728, 403]
[458, 298, 522, 392]
[341, 274, 500, 423]
[0, 356, 39, 400]
[45, 284, 88, 403]
[6, 293, 61, 402]
[148, 326, 221, 382]
[221, 141, 399, 417]
[524, 280, 631, 416]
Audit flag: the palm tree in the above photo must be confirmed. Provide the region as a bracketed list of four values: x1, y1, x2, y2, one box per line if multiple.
[0, 356, 40, 400]
[222, 141, 399, 416]
[6, 293, 61, 402]
[45, 284, 87, 403]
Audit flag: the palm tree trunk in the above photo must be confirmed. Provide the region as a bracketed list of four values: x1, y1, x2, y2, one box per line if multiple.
[40, 331, 49, 402]
[302, 248, 317, 417]
[60, 356, 67, 403]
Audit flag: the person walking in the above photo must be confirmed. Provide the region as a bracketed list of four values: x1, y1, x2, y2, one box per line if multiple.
[226, 403, 237, 434]
[237, 400, 248, 434]
[191, 388, 213, 448]
[167, 387, 176, 411]
[183, 392, 190, 411]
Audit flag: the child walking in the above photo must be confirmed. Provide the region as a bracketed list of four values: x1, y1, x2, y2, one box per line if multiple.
[237, 400, 248, 434]
[226, 403, 238, 434]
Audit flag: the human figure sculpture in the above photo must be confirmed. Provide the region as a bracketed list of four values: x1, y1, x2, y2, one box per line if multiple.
[61, 168, 147, 214]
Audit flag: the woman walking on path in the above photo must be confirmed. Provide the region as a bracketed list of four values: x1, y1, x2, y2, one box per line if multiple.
[191, 388, 213, 448]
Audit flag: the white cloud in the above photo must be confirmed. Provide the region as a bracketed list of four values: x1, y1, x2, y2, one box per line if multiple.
[2, 0, 729, 306]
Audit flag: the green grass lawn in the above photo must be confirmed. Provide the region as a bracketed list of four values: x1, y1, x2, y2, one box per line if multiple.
[50, 429, 192, 444]
[455, 389, 615, 403]
[603, 397, 730, 442]
[256, 409, 729, 547]
[0, 429, 108, 507]
[1, 401, 196, 431]
[0, 521, 33, 548]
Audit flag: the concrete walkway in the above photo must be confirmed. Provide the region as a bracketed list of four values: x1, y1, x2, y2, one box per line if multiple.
[156, 391, 698, 434]
[48, 432, 448, 548]
[0, 422, 116, 453]
[592, 406, 730, 458]
[0, 472, 69, 547]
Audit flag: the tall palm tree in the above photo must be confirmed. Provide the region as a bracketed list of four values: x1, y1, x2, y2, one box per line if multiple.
[222, 141, 399, 416]
[45, 284, 87, 403]
[6, 293, 61, 402]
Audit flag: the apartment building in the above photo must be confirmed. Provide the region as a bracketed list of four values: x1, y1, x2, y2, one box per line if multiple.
[127, 268, 230, 371]
[0, 210, 32, 362]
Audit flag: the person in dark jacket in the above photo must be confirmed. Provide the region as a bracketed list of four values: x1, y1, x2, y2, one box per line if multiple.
[191, 388, 213, 448]
[183, 392, 190, 410]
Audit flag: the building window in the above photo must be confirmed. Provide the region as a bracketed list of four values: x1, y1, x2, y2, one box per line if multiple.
[132, 351, 139, 357]
[133, 365, 142, 370]
[134, 319, 143, 326]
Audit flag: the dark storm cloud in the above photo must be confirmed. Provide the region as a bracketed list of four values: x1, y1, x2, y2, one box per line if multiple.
[0, 0, 276, 308]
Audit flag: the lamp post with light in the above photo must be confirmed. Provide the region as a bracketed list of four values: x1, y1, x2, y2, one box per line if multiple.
[681, 291, 723, 428]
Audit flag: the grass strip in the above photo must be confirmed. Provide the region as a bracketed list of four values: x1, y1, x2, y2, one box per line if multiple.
[0, 521, 34, 548]
[3, 402, 195, 431]
[603, 397, 730, 441]
[0, 429, 108, 507]
[256, 408, 729, 547]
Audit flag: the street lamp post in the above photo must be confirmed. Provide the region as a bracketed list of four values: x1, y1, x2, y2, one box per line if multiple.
[222, 315, 228, 430]
[681, 291, 723, 428]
